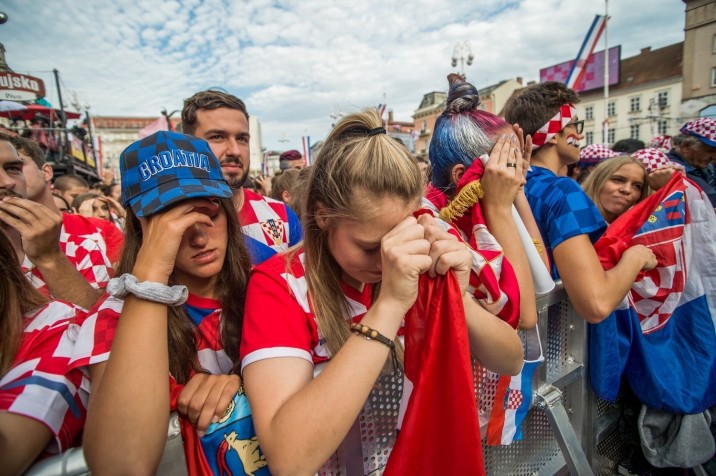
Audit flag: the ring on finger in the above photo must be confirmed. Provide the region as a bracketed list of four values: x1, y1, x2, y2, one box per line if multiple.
[506, 162, 517, 168]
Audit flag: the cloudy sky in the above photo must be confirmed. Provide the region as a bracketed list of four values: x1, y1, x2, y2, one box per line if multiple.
[2, 0, 685, 151]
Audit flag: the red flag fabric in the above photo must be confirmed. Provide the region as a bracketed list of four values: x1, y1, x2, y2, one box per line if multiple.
[170, 380, 215, 476]
[384, 271, 485, 476]
[138, 116, 169, 139]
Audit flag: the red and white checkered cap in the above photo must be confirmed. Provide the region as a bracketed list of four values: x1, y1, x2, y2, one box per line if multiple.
[531, 103, 577, 150]
[680, 118, 716, 147]
[579, 144, 619, 166]
[648, 135, 672, 152]
[632, 148, 678, 172]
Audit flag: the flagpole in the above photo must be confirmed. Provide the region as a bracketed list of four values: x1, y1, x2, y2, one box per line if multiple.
[603, 0, 609, 144]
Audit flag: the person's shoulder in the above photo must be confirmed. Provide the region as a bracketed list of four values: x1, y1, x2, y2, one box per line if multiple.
[527, 167, 578, 194]
[246, 188, 288, 208]
[62, 213, 110, 235]
[253, 248, 305, 278]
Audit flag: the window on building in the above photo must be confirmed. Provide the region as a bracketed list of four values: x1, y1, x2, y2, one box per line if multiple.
[607, 101, 616, 117]
[585, 106, 594, 120]
[421, 120, 427, 133]
[712, 67, 716, 88]
[658, 119, 669, 135]
[630, 96, 640, 112]
[585, 131, 594, 145]
[713, 34, 716, 54]
[630, 124, 640, 140]
[608, 128, 616, 144]
[657, 91, 669, 109]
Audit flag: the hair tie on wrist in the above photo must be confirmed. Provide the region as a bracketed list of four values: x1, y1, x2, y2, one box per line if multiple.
[368, 127, 386, 136]
[107, 273, 188, 306]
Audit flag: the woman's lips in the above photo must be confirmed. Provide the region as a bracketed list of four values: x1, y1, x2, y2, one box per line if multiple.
[192, 249, 217, 263]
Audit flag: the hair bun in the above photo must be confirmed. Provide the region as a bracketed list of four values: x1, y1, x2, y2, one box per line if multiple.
[446, 74, 481, 114]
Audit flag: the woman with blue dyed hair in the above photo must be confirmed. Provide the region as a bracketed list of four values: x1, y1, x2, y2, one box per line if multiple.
[425, 74, 542, 330]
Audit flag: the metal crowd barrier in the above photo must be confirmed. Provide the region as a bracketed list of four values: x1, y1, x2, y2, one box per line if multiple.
[28, 283, 627, 476]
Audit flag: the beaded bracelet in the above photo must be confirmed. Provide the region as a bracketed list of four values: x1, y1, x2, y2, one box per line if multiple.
[350, 322, 394, 349]
[350, 322, 402, 374]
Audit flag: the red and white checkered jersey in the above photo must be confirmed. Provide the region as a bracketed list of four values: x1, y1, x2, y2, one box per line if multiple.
[0, 300, 87, 455]
[239, 188, 302, 265]
[69, 293, 233, 376]
[63, 213, 124, 264]
[22, 213, 115, 299]
[240, 248, 383, 371]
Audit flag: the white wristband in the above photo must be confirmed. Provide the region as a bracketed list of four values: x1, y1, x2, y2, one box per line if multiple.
[107, 273, 188, 306]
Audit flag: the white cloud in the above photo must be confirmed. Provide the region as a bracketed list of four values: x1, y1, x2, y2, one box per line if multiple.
[2, 0, 685, 152]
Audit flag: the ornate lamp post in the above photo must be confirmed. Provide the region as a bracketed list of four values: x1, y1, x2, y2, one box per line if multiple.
[451, 41, 474, 78]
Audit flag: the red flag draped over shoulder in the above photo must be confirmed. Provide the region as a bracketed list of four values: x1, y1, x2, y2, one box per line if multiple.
[424, 158, 520, 328]
[384, 271, 485, 476]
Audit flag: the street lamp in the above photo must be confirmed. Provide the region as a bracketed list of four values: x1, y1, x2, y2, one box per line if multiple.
[451, 41, 474, 78]
[161, 109, 179, 132]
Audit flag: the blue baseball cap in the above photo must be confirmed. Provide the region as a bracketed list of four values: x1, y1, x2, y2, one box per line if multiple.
[120, 131, 232, 217]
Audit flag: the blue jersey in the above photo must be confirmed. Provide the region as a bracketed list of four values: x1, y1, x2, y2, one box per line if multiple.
[524, 166, 606, 278]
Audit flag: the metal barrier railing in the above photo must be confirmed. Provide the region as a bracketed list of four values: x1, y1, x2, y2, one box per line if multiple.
[28, 283, 617, 476]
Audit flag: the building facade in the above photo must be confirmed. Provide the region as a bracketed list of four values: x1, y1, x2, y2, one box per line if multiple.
[576, 43, 683, 147]
[412, 91, 447, 159]
[92, 116, 180, 183]
[682, 0, 716, 119]
[93, 114, 265, 183]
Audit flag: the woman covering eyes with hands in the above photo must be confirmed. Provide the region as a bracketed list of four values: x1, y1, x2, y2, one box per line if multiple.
[239, 109, 523, 475]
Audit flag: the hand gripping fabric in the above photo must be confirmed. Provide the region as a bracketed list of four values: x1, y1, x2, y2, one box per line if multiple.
[171, 381, 271, 476]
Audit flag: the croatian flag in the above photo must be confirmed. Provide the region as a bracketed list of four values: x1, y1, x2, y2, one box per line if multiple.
[590, 174, 716, 414]
[487, 327, 543, 445]
[261, 150, 269, 176]
[301, 136, 311, 166]
[377, 103, 386, 120]
[565, 15, 607, 90]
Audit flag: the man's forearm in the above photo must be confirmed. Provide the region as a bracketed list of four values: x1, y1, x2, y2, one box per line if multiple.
[34, 253, 103, 309]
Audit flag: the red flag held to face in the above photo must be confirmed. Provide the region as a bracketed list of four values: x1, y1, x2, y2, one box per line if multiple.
[384, 272, 484, 476]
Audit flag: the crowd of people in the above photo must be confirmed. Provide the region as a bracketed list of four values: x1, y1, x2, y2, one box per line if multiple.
[0, 75, 715, 476]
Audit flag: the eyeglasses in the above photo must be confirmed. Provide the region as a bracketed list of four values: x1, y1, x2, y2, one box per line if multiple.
[566, 120, 584, 134]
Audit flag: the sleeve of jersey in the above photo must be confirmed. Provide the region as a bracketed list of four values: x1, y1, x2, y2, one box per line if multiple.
[68, 295, 124, 370]
[0, 304, 86, 453]
[69, 237, 113, 289]
[100, 220, 125, 266]
[544, 178, 607, 250]
[286, 205, 303, 246]
[240, 264, 314, 372]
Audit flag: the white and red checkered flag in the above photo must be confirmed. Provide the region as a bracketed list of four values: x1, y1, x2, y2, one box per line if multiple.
[531, 103, 576, 150]
[632, 148, 679, 172]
